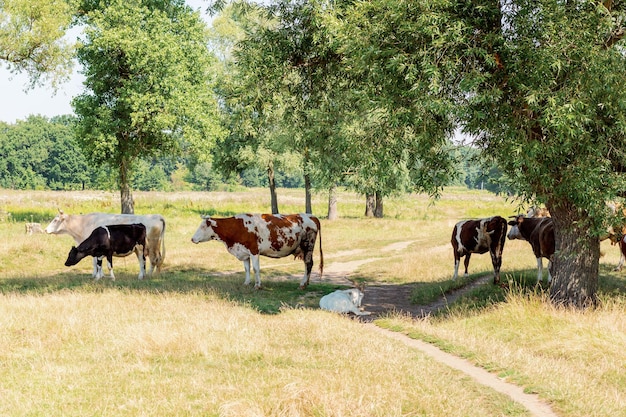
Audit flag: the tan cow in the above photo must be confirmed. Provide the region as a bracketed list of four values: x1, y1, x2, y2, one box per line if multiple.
[45, 210, 165, 278]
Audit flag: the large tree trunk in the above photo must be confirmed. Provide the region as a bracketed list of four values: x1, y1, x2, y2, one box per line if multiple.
[304, 172, 312, 214]
[327, 184, 338, 220]
[365, 193, 375, 217]
[374, 191, 384, 218]
[119, 159, 134, 214]
[548, 202, 599, 308]
[268, 162, 279, 214]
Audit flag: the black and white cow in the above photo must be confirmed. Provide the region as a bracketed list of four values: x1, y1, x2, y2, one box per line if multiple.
[46, 211, 166, 277]
[507, 215, 555, 283]
[451, 216, 508, 284]
[64, 224, 148, 280]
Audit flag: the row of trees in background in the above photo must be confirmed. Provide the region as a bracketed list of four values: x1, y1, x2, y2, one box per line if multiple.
[5, 0, 626, 307]
[0, 115, 502, 193]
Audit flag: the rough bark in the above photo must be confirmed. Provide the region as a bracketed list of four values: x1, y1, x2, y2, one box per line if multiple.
[305, 172, 312, 214]
[374, 192, 384, 218]
[327, 185, 338, 220]
[365, 193, 375, 217]
[119, 159, 134, 214]
[548, 202, 599, 308]
[268, 163, 279, 214]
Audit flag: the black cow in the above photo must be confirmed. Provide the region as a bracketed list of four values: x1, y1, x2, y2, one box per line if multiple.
[65, 224, 148, 280]
[451, 216, 508, 284]
[507, 215, 555, 283]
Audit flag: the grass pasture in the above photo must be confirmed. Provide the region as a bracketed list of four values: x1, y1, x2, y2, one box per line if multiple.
[0, 187, 625, 417]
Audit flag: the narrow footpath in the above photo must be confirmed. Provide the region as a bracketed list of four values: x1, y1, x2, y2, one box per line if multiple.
[323, 241, 559, 417]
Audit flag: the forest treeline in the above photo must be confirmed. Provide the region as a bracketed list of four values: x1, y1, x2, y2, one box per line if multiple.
[0, 115, 506, 194]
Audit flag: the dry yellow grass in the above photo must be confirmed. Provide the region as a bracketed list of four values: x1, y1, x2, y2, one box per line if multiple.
[382, 292, 626, 417]
[1, 188, 624, 417]
[0, 290, 526, 417]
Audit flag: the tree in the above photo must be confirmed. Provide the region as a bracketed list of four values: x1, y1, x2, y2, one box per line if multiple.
[73, 0, 223, 213]
[454, 0, 626, 307]
[214, 0, 352, 215]
[339, 0, 626, 307]
[0, 115, 91, 190]
[334, 1, 460, 215]
[0, 0, 75, 87]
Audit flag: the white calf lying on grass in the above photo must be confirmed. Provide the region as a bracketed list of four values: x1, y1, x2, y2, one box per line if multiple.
[319, 288, 371, 316]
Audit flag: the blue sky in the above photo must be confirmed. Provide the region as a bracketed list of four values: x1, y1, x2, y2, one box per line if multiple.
[0, 67, 84, 123]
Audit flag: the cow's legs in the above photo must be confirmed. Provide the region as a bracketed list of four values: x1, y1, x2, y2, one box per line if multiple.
[547, 260, 553, 283]
[463, 254, 471, 278]
[452, 252, 461, 280]
[135, 246, 146, 280]
[614, 253, 624, 271]
[92, 257, 99, 278]
[536, 257, 543, 283]
[299, 248, 314, 290]
[251, 255, 262, 289]
[95, 257, 104, 280]
[242, 258, 252, 286]
[106, 255, 115, 280]
[490, 251, 502, 284]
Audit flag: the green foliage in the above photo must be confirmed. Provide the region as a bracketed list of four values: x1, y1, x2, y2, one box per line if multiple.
[0, 0, 75, 87]
[73, 0, 224, 210]
[0, 115, 92, 189]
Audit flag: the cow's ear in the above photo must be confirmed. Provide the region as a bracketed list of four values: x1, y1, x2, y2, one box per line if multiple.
[58, 208, 64, 215]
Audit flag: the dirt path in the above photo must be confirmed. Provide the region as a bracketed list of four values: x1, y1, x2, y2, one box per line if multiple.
[326, 241, 558, 417]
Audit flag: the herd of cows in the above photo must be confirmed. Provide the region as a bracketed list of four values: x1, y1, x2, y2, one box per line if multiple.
[452, 208, 626, 286]
[36, 206, 626, 315]
[43, 210, 370, 314]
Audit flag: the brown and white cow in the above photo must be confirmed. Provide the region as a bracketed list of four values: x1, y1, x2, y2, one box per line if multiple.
[65, 224, 148, 280]
[191, 213, 323, 289]
[451, 216, 508, 284]
[45, 210, 166, 277]
[507, 215, 555, 283]
[600, 202, 626, 271]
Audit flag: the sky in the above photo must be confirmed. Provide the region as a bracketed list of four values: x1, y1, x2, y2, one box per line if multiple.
[0, 68, 84, 123]
[0, 0, 210, 124]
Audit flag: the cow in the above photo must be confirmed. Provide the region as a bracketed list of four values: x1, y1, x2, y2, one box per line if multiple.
[45, 210, 166, 278]
[600, 202, 626, 271]
[191, 213, 323, 289]
[64, 224, 148, 280]
[451, 216, 508, 284]
[507, 215, 555, 283]
[616, 235, 626, 272]
[526, 206, 550, 218]
[319, 288, 371, 316]
[25, 222, 43, 234]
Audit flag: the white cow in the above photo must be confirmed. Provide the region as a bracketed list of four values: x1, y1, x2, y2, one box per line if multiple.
[319, 288, 371, 316]
[45, 210, 166, 278]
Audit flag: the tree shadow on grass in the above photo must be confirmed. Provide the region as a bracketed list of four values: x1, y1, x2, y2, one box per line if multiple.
[0, 266, 353, 315]
[433, 266, 626, 319]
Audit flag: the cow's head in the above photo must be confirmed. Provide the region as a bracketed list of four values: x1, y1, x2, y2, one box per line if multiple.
[191, 216, 218, 244]
[507, 215, 525, 240]
[45, 209, 67, 234]
[343, 288, 364, 307]
[64, 246, 85, 266]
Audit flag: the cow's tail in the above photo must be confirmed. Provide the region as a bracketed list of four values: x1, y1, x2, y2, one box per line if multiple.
[314, 216, 323, 279]
[157, 217, 166, 272]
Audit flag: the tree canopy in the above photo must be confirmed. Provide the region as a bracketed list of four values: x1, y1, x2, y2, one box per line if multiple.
[73, 0, 224, 213]
[0, 0, 75, 87]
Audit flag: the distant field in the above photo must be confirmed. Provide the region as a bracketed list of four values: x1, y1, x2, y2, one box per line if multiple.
[0, 187, 624, 416]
